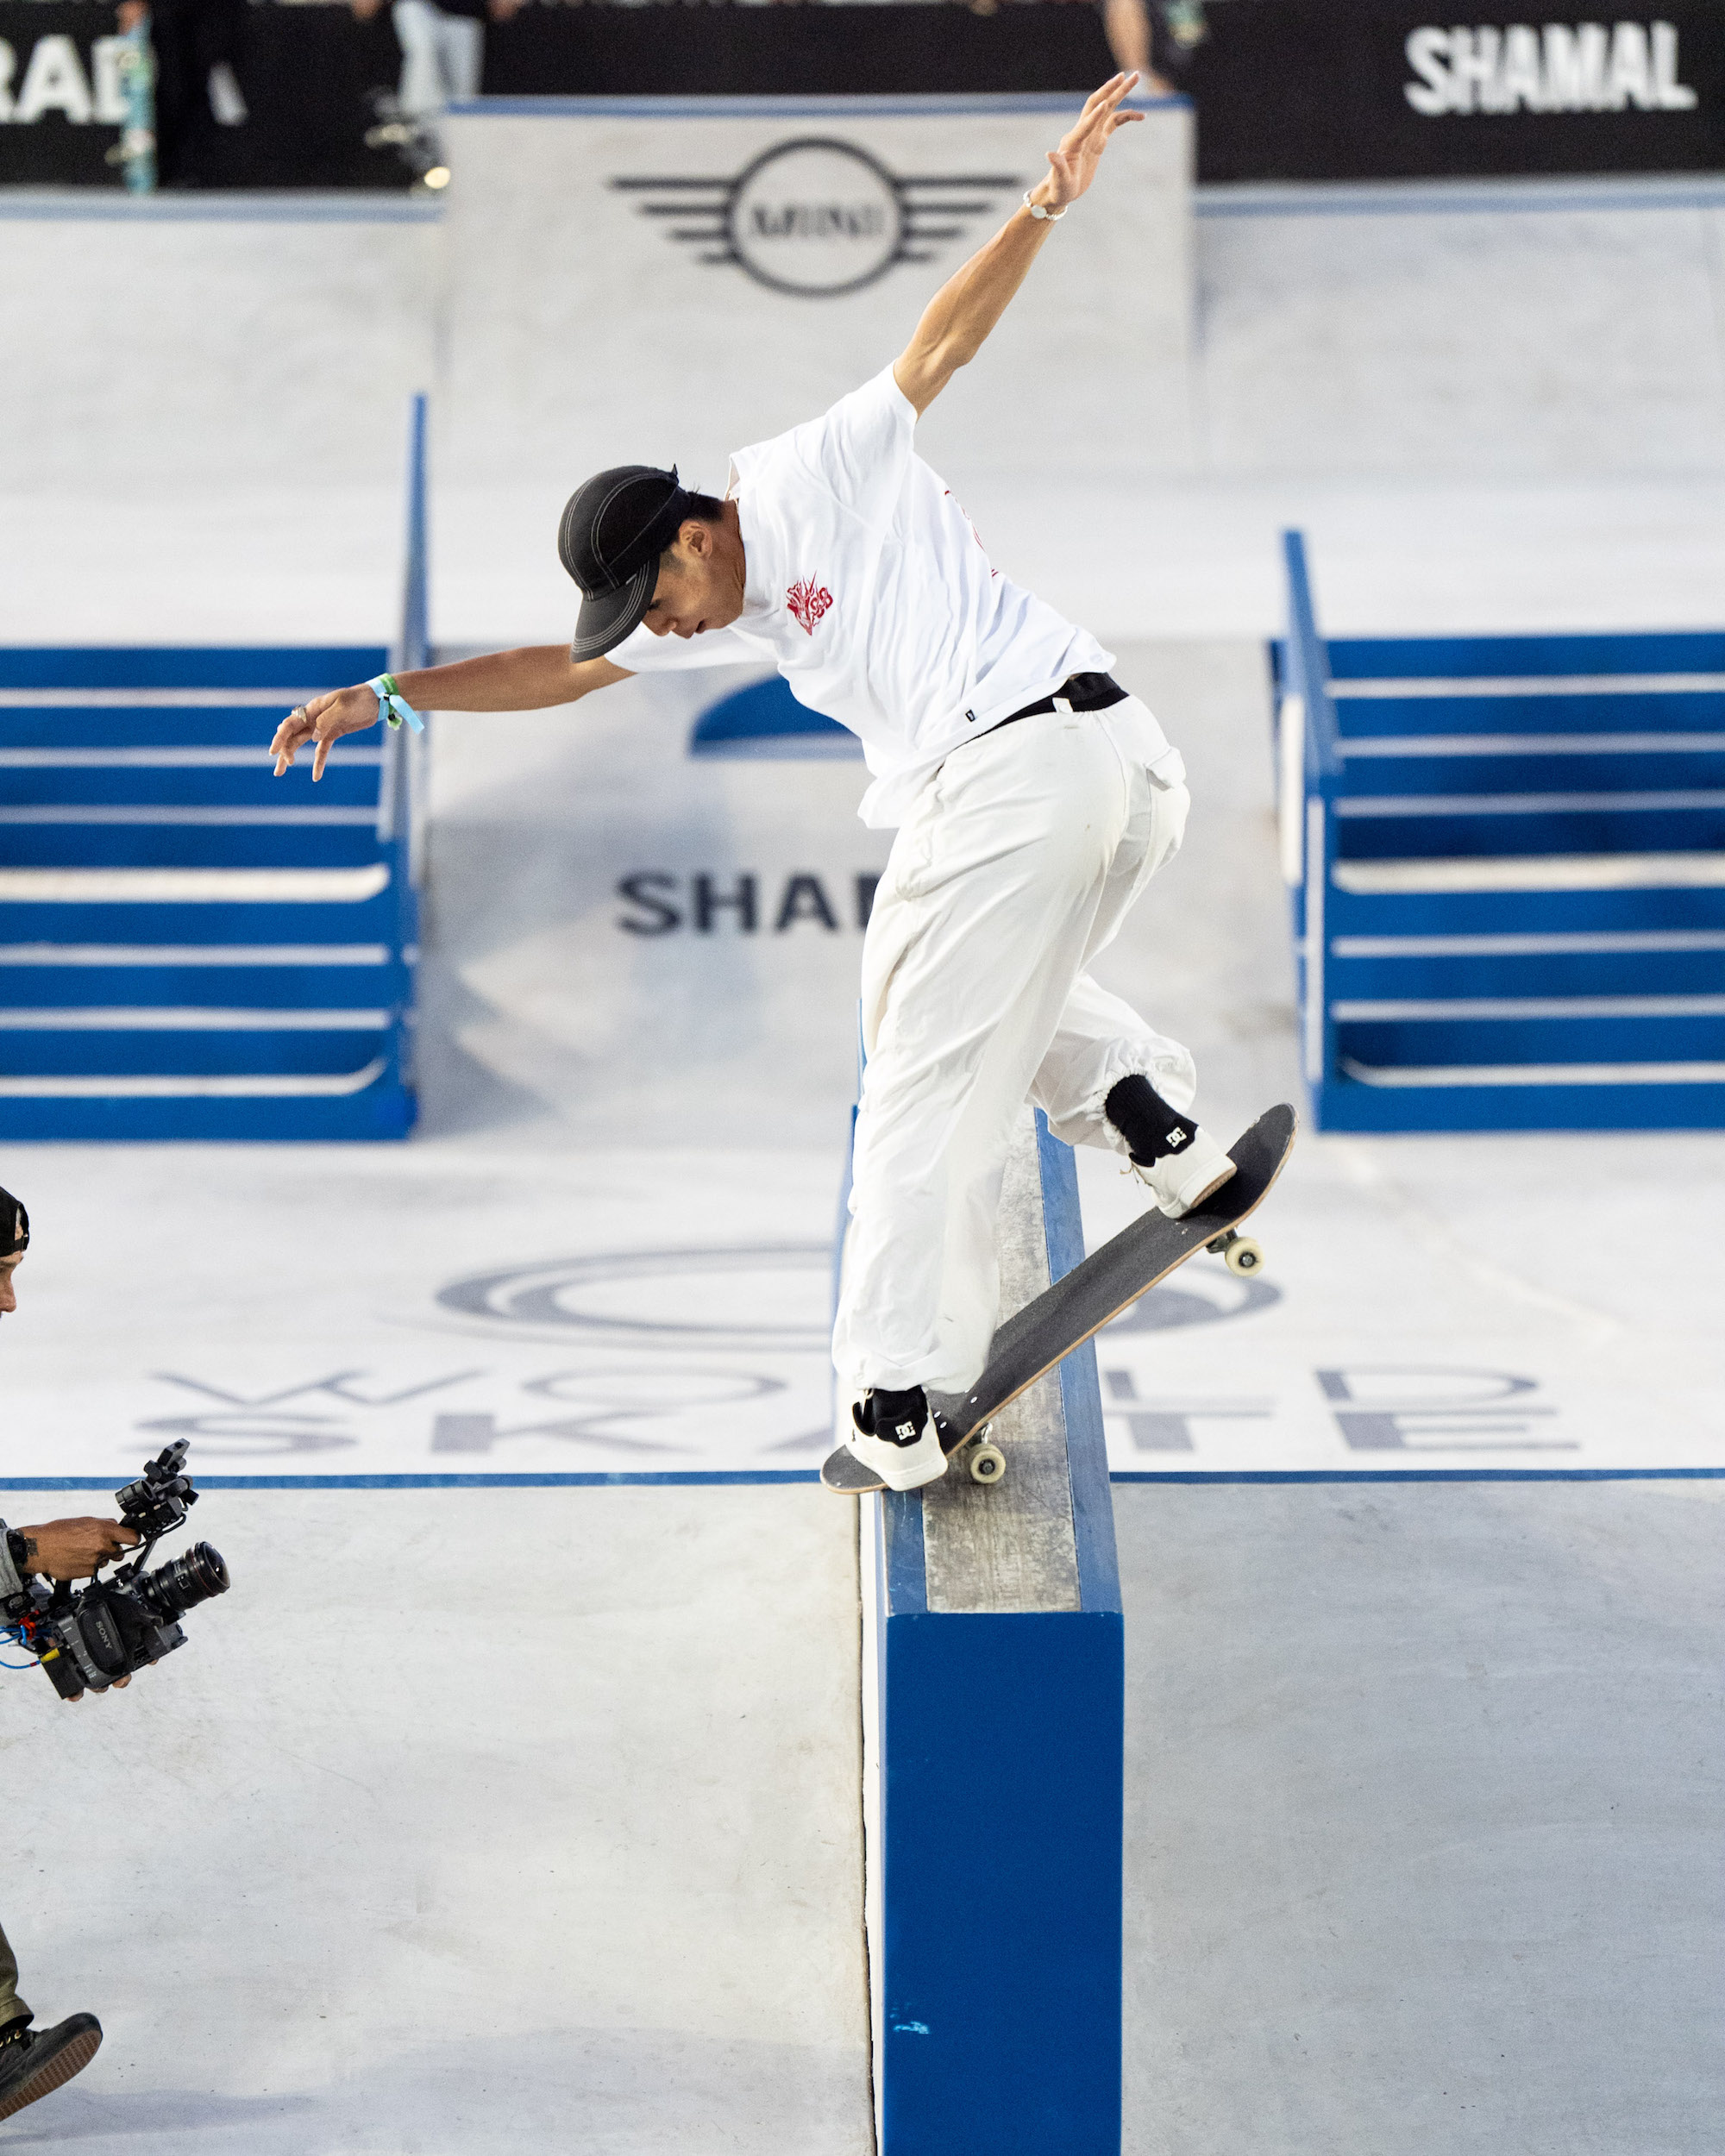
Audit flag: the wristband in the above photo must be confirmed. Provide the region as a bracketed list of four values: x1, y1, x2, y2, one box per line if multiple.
[1023, 190, 1067, 222]
[367, 673, 424, 734]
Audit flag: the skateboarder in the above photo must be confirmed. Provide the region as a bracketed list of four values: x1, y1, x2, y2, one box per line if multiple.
[269, 72, 1235, 1493]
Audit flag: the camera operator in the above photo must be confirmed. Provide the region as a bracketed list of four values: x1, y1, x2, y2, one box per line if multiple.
[0, 1184, 135, 2123]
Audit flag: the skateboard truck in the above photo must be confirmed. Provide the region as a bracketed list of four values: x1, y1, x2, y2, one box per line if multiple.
[1205, 1225, 1264, 1276]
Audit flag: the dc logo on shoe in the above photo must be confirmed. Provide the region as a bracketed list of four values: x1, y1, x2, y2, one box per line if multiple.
[892, 1419, 919, 1444]
[1167, 1125, 1189, 1149]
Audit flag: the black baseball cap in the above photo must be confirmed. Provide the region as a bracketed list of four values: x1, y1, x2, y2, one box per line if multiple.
[559, 464, 695, 661]
[0, 1186, 28, 1259]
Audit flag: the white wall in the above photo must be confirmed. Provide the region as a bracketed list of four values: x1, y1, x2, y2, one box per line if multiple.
[436, 97, 1196, 497]
[0, 195, 440, 492]
[8, 161, 1725, 647]
[1194, 179, 1725, 479]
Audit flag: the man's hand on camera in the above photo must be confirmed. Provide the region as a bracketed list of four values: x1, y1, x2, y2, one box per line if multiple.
[64, 1676, 129, 1702]
[11, 1517, 140, 1580]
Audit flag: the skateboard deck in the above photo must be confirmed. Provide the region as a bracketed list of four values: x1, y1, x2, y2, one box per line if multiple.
[821, 1103, 1296, 1494]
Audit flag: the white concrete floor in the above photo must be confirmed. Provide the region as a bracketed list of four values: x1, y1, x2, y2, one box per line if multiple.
[10, 471, 1725, 651]
[0, 1486, 870, 2156]
[1119, 1479, 1725, 2156]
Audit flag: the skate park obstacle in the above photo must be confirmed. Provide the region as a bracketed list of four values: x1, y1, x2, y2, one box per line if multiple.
[855, 1108, 1123, 2156]
[0, 395, 429, 1144]
[1276, 527, 1725, 1132]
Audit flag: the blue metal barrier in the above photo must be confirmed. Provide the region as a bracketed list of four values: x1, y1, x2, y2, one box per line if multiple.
[0, 397, 430, 1141]
[1276, 532, 1725, 1131]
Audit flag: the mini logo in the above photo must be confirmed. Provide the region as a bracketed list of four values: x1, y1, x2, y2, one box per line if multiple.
[612, 137, 1020, 300]
[1167, 1125, 1189, 1148]
[787, 578, 833, 635]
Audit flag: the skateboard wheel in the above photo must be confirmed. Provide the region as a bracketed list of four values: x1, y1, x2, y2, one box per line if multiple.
[969, 1443, 1006, 1486]
[1223, 1235, 1263, 1276]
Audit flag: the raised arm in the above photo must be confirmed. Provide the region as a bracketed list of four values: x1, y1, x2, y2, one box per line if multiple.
[892, 72, 1144, 418]
[269, 647, 631, 781]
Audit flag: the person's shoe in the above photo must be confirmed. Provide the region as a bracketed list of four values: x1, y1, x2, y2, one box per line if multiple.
[0, 2014, 103, 2122]
[1130, 1124, 1236, 1218]
[846, 1386, 949, 1491]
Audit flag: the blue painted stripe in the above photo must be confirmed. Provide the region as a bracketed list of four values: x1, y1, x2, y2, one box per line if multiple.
[0, 714, 363, 748]
[2, 1467, 1713, 1490]
[1033, 1110, 1120, 1618]
[1111, 1469, 1725, 1483]
[1327, 952, 1725, 1000]
[1329, 886, 1725, 934]
[1200, 177, 1725, 219]
[0, 1471, 823, 1491]
[1312, 1073, 1725, 1131]
[0, 195, 438, 226]
[1033, 1107, 1086, 1282]
[0, 971, 403, 1009]
[1325, 632, 1725, 680]
[0, 1092, 416, 1140]
[449, 92, 1185, 119]
[0, 649, 387, 691]
[0, 774, 380, 810]
[0, 831, 388, 868]
[883, 1488, 928, 1616]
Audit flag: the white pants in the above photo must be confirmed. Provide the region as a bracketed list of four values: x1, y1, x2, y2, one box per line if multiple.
[392, 0, 483, 125]
[832, 696, 1196, 1398]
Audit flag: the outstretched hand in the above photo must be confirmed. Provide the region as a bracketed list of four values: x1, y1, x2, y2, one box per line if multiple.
[1035, 72, 1145, 212]
[270, 685, 380, 781]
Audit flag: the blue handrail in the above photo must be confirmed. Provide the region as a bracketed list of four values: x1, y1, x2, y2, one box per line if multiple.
[380, 392, 430, 859]
[1281, 529, 1341, 788]
[1280, 530, 1339, 1097]
[399, 391, 430, 675]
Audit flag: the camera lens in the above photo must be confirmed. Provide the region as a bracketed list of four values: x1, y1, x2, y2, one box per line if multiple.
[140, 1541, 229, 1620]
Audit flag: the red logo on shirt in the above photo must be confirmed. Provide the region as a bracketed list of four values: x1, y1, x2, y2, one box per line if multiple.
[787, 578, 833, 635]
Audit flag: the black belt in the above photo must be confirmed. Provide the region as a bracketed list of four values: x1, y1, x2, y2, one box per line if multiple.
[993, 671, 1127, 730]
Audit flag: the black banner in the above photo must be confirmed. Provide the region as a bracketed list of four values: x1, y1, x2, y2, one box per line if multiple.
[1182, 0, 1725, 180]
[0, 2, 1719, 191]
[0, 2, 414, 187]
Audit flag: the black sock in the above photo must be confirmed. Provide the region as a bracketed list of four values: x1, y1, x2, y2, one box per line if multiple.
[854, 1384, 928, 1447]
[1105, 1074, 1197, 1163]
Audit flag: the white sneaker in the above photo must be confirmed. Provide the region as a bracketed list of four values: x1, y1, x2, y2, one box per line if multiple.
[845, 1393, 950, 1491]
[1130, 1125, 1237, 1219]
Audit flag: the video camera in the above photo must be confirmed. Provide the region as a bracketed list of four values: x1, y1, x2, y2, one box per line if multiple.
[3, 1442, 230, 1701]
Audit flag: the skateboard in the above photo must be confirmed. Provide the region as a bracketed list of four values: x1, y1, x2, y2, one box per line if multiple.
[821, 1102, 1296, 1494]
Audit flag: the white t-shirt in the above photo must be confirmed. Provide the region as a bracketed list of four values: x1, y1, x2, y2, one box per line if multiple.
[610, 365, 1114, 828]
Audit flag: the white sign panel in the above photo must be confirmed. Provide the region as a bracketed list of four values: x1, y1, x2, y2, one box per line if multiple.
[439, 94, 1195, 498]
